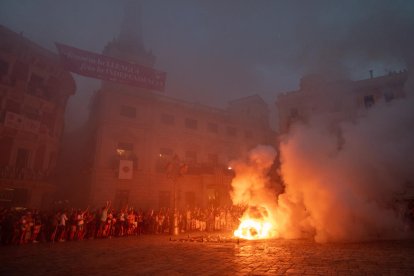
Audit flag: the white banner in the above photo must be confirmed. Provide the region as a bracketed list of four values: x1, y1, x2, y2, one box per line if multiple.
[56, 43, 166, 92]
[118, 160, 133, 179]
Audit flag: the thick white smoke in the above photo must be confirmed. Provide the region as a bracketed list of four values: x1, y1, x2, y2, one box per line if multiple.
[230, 145, 277, 206]
[278, 90, 414, 242]
[231, 75, 414, 242]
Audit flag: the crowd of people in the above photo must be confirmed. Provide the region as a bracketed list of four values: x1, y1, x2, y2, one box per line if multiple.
[0, 202, 246, 246]
[2, 199, 414, 246]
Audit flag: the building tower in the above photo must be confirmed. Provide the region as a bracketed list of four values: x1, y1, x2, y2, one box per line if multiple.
[103, 0, 155, 67]
[86, 2, 275, 210]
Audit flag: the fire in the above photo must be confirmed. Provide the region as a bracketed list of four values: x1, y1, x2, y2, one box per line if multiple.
[233, 205, 275, 240]
[234, 218, 273, 240]
[229, 145, 279, 240]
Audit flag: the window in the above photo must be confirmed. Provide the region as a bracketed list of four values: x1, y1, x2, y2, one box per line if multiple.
[185, 118, 198, 129]
[161, 113, 174, 125]
[226, 126, 237, 137]
[117, 142, 134, 158]
[120, 105, 136, 118]
[118, 142, 134, 151]
[364, 95, 375, 108]
[116, 142, 137, 169]
[185, 150, 197, 164]
[207, 122, 218, 133]
[156, 148, 174, 173]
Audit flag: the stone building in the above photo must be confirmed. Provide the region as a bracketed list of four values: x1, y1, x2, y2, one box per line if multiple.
[276, 71, 408, 135]
[0, 25, 76, 208]
[86, 3, 275, 209]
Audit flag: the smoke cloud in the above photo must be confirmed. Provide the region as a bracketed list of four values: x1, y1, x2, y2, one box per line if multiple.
[280, 94, 414, 242]
[230, 145, 280, 238]
[230, 145, 277, 206]
[231, 82, 414, 242]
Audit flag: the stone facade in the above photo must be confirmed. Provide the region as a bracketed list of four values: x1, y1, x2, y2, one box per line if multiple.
[88, 87, 275, 209]
[276, 72, 408, 135]
[86, 2, 275, 209]
[0, 25, 75, 209]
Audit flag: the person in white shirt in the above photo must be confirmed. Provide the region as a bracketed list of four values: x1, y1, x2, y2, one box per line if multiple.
[58, 211, 68, 242]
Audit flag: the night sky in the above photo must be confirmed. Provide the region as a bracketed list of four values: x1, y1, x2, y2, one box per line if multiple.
[1, 0, 413, 130]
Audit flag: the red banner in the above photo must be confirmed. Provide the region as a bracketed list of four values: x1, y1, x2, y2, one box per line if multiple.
[55, 43, 166, 92]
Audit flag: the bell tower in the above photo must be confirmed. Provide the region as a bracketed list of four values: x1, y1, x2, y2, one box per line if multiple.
[103, 0, 156, 67]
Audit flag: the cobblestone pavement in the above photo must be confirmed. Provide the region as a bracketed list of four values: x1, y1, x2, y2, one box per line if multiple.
[1, 233, 414, 275]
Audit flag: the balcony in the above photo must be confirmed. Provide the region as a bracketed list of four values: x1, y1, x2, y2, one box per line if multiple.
[0, 166, 51, 181]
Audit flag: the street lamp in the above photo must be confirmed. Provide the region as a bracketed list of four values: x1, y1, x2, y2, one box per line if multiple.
[164, 154, 187, 235]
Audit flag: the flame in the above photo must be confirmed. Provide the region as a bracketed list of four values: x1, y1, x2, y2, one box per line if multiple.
[234, 218, 273, 240]
[233, 205, 276, 240]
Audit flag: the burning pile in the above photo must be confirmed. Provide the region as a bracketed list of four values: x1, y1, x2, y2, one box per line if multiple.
[230, 145, 280, 240]
[233, 205, 274, 240]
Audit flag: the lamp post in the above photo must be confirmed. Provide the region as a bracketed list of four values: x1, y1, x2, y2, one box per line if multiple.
[172, 177, 179, 235]
[164, 154, 187, 235]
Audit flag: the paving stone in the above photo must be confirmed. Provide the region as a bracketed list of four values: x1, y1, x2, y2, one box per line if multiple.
[1, 235, 414, 275]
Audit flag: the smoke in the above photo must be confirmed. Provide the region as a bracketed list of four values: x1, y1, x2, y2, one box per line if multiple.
[278, 85, 414, 242]
[231, 78, 414, 242]
[230, 145, 280, 238]
[230, 145, 277, 206]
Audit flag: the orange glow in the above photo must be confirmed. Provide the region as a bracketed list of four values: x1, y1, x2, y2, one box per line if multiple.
[234, 218, 273, 240]
[233, 205, 276, 240]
